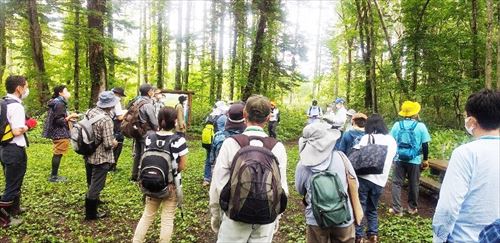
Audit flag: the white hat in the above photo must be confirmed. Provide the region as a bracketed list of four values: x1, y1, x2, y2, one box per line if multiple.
[298, 122, 341, 166]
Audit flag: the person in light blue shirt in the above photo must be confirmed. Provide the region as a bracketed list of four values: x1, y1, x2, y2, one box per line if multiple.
[389, 101, 431, 216]
[432, 89, 500, 243]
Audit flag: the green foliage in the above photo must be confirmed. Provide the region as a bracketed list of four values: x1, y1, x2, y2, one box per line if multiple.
[273, 107, 306, 142]
[428, 129, 470, 160]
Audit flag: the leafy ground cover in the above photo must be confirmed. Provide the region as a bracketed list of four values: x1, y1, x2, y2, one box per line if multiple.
[0, 135, 435, 242]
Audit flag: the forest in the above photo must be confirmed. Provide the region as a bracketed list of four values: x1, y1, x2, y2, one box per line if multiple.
[0, 0, 499, 242]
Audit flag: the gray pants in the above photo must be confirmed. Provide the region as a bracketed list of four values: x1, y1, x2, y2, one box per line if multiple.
[131, 139, 145, 180]
[85, 162, 111, 200]
[0, 144, 27, 202]
[391, 161, 420, 212]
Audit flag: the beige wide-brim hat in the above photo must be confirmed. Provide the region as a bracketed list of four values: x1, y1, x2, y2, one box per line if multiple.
[299, 122, 341, 166]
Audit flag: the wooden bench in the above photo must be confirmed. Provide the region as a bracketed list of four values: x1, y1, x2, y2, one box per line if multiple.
[420, 176, 441, 192]
[429, 159, 449, 182]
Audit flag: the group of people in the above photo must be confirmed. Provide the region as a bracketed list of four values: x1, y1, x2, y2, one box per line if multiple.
[0, 73, 498, 243]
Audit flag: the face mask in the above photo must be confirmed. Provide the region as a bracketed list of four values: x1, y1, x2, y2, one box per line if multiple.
[464, 117, 474, 135]
[21, 88, 29, 100]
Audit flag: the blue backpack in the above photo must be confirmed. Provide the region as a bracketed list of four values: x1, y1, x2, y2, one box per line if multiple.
[396, 121, 419, 161]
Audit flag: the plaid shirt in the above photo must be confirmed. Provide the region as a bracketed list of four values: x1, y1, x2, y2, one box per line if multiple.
[86, 107, 115, 165]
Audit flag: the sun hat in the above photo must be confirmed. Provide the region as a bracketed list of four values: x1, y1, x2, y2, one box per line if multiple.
[352, 112, 368, 120]
[399, 101, 421, 117]
[335, 98, 345, 104]
[347, 109, 356, 116]
[245, 95, 271, 120]
[111, 87, 126, 97]
[97, 91, 119, 108]
[225, 102, 246, 131]
[299, 122, 341, 166]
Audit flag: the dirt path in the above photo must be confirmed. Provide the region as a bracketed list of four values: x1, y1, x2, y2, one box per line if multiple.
[380, 180, 438, 218]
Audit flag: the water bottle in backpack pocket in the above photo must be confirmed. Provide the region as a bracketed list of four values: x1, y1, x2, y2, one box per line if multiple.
[219, 135, 287, 225]
[396, 121, 419, 161]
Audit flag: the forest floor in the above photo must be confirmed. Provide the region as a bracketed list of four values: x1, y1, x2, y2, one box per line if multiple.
[0, 136, 434, 242]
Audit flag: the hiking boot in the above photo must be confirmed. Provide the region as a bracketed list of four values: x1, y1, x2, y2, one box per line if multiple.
[388, 208, 403, 216]
[48, 175, 67, 183]
[202, 181, 210, 187]
[408, 207, 418, 215]
[85, 198, 107, 220]
[367, 235, 379, 243]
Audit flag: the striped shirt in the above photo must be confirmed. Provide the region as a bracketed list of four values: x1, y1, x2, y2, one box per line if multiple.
[86, 107, 115, 165]
[145, 131, 188, 162]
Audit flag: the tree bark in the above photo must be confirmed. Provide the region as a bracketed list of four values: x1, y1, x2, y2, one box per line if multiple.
[209, 0, 217, 102]
[27, 0, 50, 106]
[73, 0, 81, 111]
[355, 0, 372, 110]
[216, 1, 225, 100]
[87, 0, 107, 106]
[141, 4, 148, 84]
[485, 0, 493, 89]
[471, 0, 480, 79]
[373, 0, 406, 96]
[411, 0, 430, 92]
[174, 1, 183, 90]
[367, 0, 377, 113]
[0, 0, 6, 84]
[243, 0, 272, 101]
[183, 1, 191, 90]
[107, 2, 114, 88]
[157, 0, 164, 88]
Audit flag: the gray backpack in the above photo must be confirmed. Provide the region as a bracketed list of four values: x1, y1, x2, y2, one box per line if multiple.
[219, 135, 287, 224]
[70, 111, 105, 156]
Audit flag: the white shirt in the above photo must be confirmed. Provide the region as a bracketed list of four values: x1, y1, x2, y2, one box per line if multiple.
[6, 94, 27, 147]
[270, 108, 279, 122]
[209, 126, 289, 219]
[114, 96, 124, 116]
[357, 134, 397, 187]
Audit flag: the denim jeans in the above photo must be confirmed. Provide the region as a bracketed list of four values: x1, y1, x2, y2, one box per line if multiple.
[203, 146, 212, 182]
[355, 178, 383, 238]
[0, 144, 27, 202]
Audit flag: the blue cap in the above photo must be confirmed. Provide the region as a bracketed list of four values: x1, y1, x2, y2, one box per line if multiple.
[335, 98, 345, 104]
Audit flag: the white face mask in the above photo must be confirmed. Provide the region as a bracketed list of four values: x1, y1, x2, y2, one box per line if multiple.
[21, 88, 29, 100]
[464, 117, 475, 135]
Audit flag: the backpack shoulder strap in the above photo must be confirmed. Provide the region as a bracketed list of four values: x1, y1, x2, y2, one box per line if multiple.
[260, 137, 278, 151]
[89, 113, 106, 124]
[410, 121, 418, 130]
[336, 151, 353, 178]
[232, 134, 250, 148]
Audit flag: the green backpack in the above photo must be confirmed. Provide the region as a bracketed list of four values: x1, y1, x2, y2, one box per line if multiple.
[310, 153, 351, 228]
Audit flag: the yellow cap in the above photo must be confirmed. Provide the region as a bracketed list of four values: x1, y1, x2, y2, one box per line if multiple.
[399, 101, 421, 117]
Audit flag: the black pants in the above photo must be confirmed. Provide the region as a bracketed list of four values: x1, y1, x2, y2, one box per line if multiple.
[85, 162, 111, 200]
[112, 132, 124, 164]
[268, 121, 278, 138]
[0, 144, 27, 202]
[131, 139, 145, 180]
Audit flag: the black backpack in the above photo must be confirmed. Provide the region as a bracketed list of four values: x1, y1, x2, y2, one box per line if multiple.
[220, 135, 287, 224]
[139, 132, 180, 199]
[0, 97, 19, 145]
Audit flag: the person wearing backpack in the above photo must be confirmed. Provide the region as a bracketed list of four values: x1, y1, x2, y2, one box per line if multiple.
[353, 114, 397, 243]
[201, 101, 227, 186]
[432, 90, 500, 242]
[132, 106, 188, 242]
[84, 91, 119, 220]
[337, 113, 367, 155]
[128, 84, 159, 182]
[307, 100, 323, 125]
[205, 102, 247, 186]
[0, 75, 37, 227]
[295, 122, 358, 243]
[389, 101, 431, 216]
[42, 85, 79, 182]
[209, 95, 288, 242]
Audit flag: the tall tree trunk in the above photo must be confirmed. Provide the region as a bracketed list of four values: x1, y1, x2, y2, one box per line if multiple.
[340, 0, 353, 103]
[411, 0, 430, 92]
[87, 0, 107, 106]
[497, 1, 500, 91]
[107, 2, 114, 88]
[183, 1, 191, 90]
[141, 4, 148, 84]
[27, 0, 50, 106]
[355, 0, 372, 110]
[0, 1, 6, 83]
[485, 0, 494, 89]
[236, 0, 248, 100]
[229, 1, 241, 101]
[373, 0, 406, 96]
[209, 0, 217, 102]
[216, 1, 225, 100]
[367, 0, 377, 113]
[243, 0, 272, 101]
[174, 1, 183, 90]
[471, 0, 480, 79]
[156, 0, 164, 88]
[73, 0, 81, 111]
